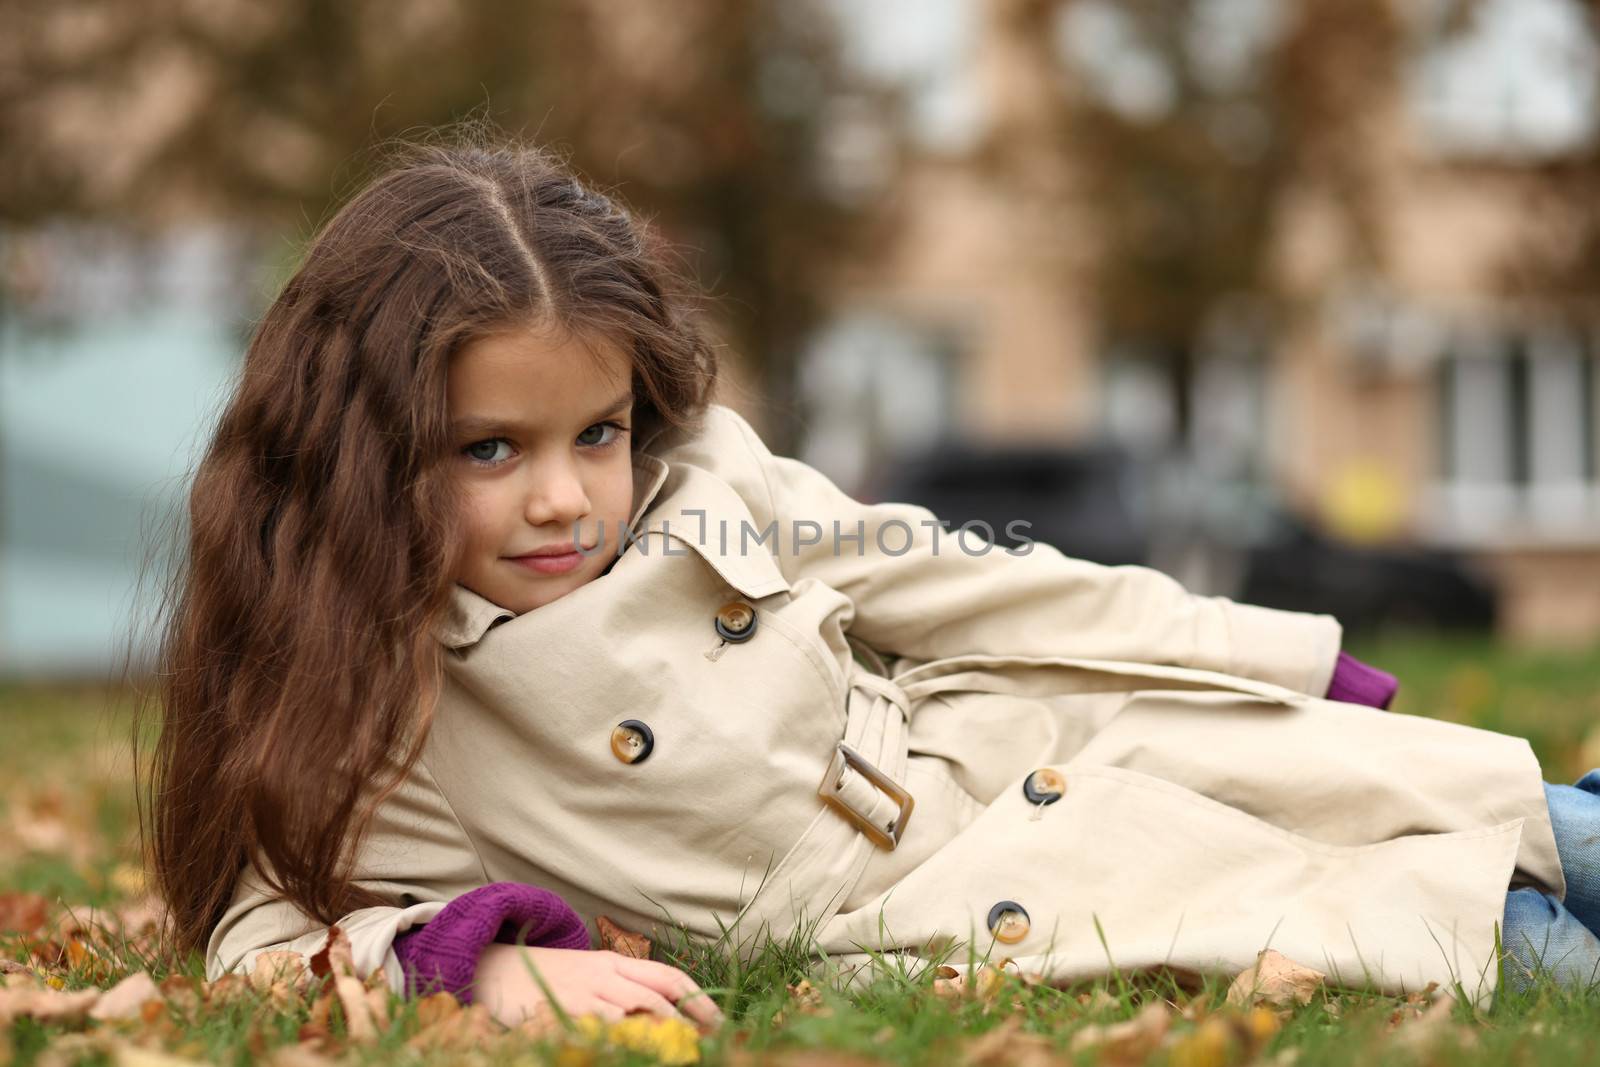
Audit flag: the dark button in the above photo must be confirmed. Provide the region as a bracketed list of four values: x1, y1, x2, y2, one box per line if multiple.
[611, 720, 654, 764]
[1021, 768, 1066, 806]
[987, 900, 1030, 944]
[714, 600, 757, 643]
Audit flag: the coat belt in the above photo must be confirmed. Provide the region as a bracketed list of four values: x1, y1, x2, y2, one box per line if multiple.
[726, 650, 1306, 954]
[726, 664, 914, 952]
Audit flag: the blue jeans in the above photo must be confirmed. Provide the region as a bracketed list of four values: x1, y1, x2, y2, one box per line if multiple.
[1500, 771, 1600, 996]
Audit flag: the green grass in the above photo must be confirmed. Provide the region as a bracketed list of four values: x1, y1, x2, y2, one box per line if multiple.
[3, 635, 1600, 1065]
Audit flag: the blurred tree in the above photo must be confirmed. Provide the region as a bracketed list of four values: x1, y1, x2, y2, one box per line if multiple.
[0, 0, 899, 451]
[1498, 0, 1600, 321]
[978, 0, 1448, 443]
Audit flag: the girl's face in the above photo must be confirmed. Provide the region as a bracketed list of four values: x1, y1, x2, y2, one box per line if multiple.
[446, 320, 637, 614]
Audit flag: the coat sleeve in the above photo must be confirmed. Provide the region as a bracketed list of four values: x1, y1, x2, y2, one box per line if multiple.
[706, 405, 1342, 697]
[205, 755, 490, 993]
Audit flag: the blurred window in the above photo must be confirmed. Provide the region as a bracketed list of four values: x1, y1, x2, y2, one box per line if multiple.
[797, 310, 962, 494]
[1435, 325, 1599, 537]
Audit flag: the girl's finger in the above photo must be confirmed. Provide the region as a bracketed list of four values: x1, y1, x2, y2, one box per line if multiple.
[570, 997, 625, 1023]
[613, 957, 724, 1028]
[598, 977, 683, 1019]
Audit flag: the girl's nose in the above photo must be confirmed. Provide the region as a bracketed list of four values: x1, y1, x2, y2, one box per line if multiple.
[523, 460, 591, 527]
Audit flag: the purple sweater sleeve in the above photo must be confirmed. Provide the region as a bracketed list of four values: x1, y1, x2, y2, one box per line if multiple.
[391, 883, 591, 1002]
[1325, 650, 1399, 710]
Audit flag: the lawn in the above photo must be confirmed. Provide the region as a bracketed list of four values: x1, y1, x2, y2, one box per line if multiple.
[3, 634, 1600, 1066]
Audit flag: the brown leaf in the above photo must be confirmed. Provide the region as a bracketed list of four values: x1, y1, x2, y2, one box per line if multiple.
[787, 979, 825, 1011]
[1069, 1002, 1173, 1064]
[1180, 991, 1213, 1022]
[299, 988, 336, 1046]
[333, 974, 380, 1043]
[308, 925, 354, 980]
[596, 915, 652, 959]
[1225, 949, 1326, 1008]
[0, 980, 101, 1023]
[1077, 988, 1121, 1014]
[203, 973, 253, 1006]
[106, 1042, 210, 1067]
[772, 977, 833, 1026]
[412, 990, 460, 1028]
[89, 970, 162, 1021]
[111, 897, 166, 939]
[262, 1041, 341, 1067]
[250, 950, 309, 1006]
[0, 892, 50, 936]
[1388, 990, 1475, 1053]
[408, 1002, 500, 1051]
[158, 975, 201, 1014]
[929, 963, 1012, 1006]
[961, 1016, 1063, 1067]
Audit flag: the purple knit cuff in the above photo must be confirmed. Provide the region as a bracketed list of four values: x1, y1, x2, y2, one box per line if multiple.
[1325, 651, 1399, 710]
[391, 883, 591, 1003]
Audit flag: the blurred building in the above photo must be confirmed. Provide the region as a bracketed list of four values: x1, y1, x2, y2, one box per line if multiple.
[807, 0, 1600, 647]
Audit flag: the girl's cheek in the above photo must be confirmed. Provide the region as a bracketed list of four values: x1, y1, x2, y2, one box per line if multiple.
[460, 485, 509, 548]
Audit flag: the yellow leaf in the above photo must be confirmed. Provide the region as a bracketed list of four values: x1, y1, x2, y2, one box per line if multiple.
[575, 1013, 701, 1065]
[1169, 1016, 1235, 1067]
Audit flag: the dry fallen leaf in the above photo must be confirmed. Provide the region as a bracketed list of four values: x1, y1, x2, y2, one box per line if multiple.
[596, 915, 652, 959]
[1168, 1015, 1235, 1067]
[772, 977, 832, 1025]
[298, 987, 336, 1047]
[106, 1042, 211, 1067]
[308, 925, 354, 981]
[157, 975, 201, 1015]
[1225, 949, 1327, 1008]
[89, 971, 162, 1022]
[0, 979, 102, 1024]
[332, 974, 381, 1043]
[263, 1042, 341, 1067]
[930, 964, 1011, 1005]
[960, 1015, 1063, 1067]
[1069, 1002, 1173, 1064]
[250, 951, 309, 1007]
[1077, 988, 1121, 1014]
[1388, 990, 1476, 1054]
[0, 892, 50, 935]
[1180, 991, 1213, 1022]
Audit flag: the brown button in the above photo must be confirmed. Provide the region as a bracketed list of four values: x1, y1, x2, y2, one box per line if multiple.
[714, 600, 757, 643]
[987, 901, 1030, 944]
[610, 720, 654, 764]
[1021, 768, 1066, 806]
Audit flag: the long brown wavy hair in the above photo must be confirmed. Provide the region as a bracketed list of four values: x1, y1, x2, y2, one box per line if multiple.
[138, 135, 719, 958]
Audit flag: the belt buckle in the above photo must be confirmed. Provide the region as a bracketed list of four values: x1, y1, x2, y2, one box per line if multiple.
[818, 741, 915, 850]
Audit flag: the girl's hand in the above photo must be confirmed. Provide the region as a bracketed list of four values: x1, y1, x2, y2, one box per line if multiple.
[474, 944, 725, 1031]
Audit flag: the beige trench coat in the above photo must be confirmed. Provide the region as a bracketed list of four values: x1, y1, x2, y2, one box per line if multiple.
[208, 404, 1564, 1008]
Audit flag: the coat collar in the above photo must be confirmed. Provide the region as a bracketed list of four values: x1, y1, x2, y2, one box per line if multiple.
[433, 449, 671, 650]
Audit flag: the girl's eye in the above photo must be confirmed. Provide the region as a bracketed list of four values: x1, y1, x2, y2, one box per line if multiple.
[577, 421, 629, 449]
[463, 438, 513, 465]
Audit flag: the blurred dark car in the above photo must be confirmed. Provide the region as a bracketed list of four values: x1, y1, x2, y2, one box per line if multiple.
[865, 442, 1498, 636]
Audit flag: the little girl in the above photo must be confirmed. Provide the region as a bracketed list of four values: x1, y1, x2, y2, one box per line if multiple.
[147, 138, 1600, 1028]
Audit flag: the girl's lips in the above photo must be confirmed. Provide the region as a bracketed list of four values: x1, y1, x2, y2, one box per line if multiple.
[508, 550, 588, 576]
